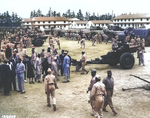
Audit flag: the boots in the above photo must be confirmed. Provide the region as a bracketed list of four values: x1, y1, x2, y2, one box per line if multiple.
[112, 109, 118, 115]
[53, 105, 56, 111]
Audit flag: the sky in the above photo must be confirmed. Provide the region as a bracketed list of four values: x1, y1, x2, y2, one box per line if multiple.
[0, 0, 150, 18]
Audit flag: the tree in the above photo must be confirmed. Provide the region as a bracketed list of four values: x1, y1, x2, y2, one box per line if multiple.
[37, 9, 42, 17]
[76, 9, 83, 20]
[30, 11, 33, 18]
[72, 11, 75, 18]
[56, 12, 61, 17]
[85, 11, 90, 21]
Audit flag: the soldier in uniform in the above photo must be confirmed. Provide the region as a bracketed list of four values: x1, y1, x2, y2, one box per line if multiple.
[103, 71, 118, 115]
[63, 51, 70, 82]
[77, 34, 81, 43]
[90, 75, 107, 118]
[56, 37, 60, 49]
[92, 35, 97, 46]
[34, 54, 42, 83]
[44, 68, 57, 111]
[51, 56, 59, 89]
[80, 51, 89, 74]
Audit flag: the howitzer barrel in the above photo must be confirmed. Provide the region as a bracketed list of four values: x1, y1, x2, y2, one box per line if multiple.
[130, 74, 150, 84]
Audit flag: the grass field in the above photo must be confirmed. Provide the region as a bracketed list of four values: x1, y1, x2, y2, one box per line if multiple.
[0, 37, 150, 118]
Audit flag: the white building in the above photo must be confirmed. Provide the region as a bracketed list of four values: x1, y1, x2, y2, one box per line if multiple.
[89, 20, 113, 28]
[113, 14, 150, 28]
[69, 21, 89, 29]
[22, 17, 71, 30]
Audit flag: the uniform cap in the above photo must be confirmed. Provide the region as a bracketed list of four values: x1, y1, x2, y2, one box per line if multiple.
[54, 56, 57, 60]
[47, 68, 51, 72]
[13, 49, 17, 52]
[96, 74, 101, 79]
[64, 50, 68, 54]
[91, 69, 96, 72]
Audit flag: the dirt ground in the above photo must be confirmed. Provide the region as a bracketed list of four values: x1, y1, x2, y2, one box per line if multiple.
[0, 38, 150, 118]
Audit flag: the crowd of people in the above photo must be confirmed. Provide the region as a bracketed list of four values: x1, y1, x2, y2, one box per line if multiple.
[0, 29, 146, 117]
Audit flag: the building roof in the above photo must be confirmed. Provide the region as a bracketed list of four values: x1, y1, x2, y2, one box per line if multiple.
[91, 20, 113, 24]
[74, 21, 88, 24]
[68, 18, 79, 21]
[22, 18, 32, 22]
[113, 14, 150, 20]
[113, 22, 150, 24]
[22, 17, 69, 22]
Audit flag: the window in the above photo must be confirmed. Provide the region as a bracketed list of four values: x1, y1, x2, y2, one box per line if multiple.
[27, 22, 29, 24]
[84, 24, 86, 26]
[117, 19, 119, 21]
[49, 25, 51, 28]
[43, 26, 45, 28]
[141, 24, 142, 26]
[38, 21, 40, 23]
[95, 24, 96, 26]
[102, 24, 104, 26]
[121, 24, 122, 26]
[147, 23, 149, 25]
[64, 21, 66, 23]
[132, 19, 134, 21]
[72, 21, 73, 23]
[147, 18, 149, 21]
[87, 24, 89, 26]
[43, 21, 45, 23]
[75, 24, 76, 26]
[77, 24, 79, 26]
[121, 19, 123, 21]
[129, 24, 130, 26]
[125, 24, 126, 26]
[54, 21, 56, 23]
[64, 25, 66, 27]
[48, 21, 51, 23]
[124, 19, 126, 21]
[141, 18, 142, 21]
[38, 26, 40, 28]
[128, 19, 130, 21]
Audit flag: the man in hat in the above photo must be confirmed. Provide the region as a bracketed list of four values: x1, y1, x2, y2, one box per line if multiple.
[16, 58, 26, 94]
[44, 68, 57, 111]
[63, 50, 70, 82]
[90, 75, 107, 118]
[5, 44, 12, 60]
[87, 69, 97, 104]
[59, 50, 64, 76]
[51, 56, 59, 89]
[0, 59, 11, 95]
[80, 51, 89, 74]
[102, 71, 118, 115]
[56, 37, 60, 49]
[34, 54, 42, 83]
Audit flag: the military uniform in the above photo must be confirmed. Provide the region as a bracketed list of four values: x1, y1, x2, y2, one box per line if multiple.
[102, 71, 117, 115]
[90, 75, 107, 118]
[80, 52, 88, 74]
[44, 68, 56, 111]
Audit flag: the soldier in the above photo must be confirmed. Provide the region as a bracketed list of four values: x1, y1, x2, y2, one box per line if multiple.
[0, 50, 5, 63]
[77, 34, 81, 43]
[34, 54, 42, 83]
[139, 46, 145, 66]
[80, 38, 85, 48]
[63, 50, 70, 82]
[103, 71, 118, 115]
[80, 51, 89, 74]
[56, 37, 60, 49]
[5, 44, 12, 60]
[92, 35, 96, 46]
[87, 69, 97, 103]
[44, 68, 56, 111]
[51, 57, 59, 89]
[49, 36, 53, 46]
[90, 75, 107, 118]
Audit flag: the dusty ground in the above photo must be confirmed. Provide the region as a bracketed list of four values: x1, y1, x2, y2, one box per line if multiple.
[0, 38, 150, 118]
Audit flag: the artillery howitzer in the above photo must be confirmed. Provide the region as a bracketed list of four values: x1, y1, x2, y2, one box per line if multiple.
[122, 74, 150, 91]
[71, 42, 139, 71]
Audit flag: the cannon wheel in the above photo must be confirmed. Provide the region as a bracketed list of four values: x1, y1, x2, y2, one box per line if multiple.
[35, 39, 43, 46]
[119, 52, 135, 69]
[76, 63, 82, 72]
